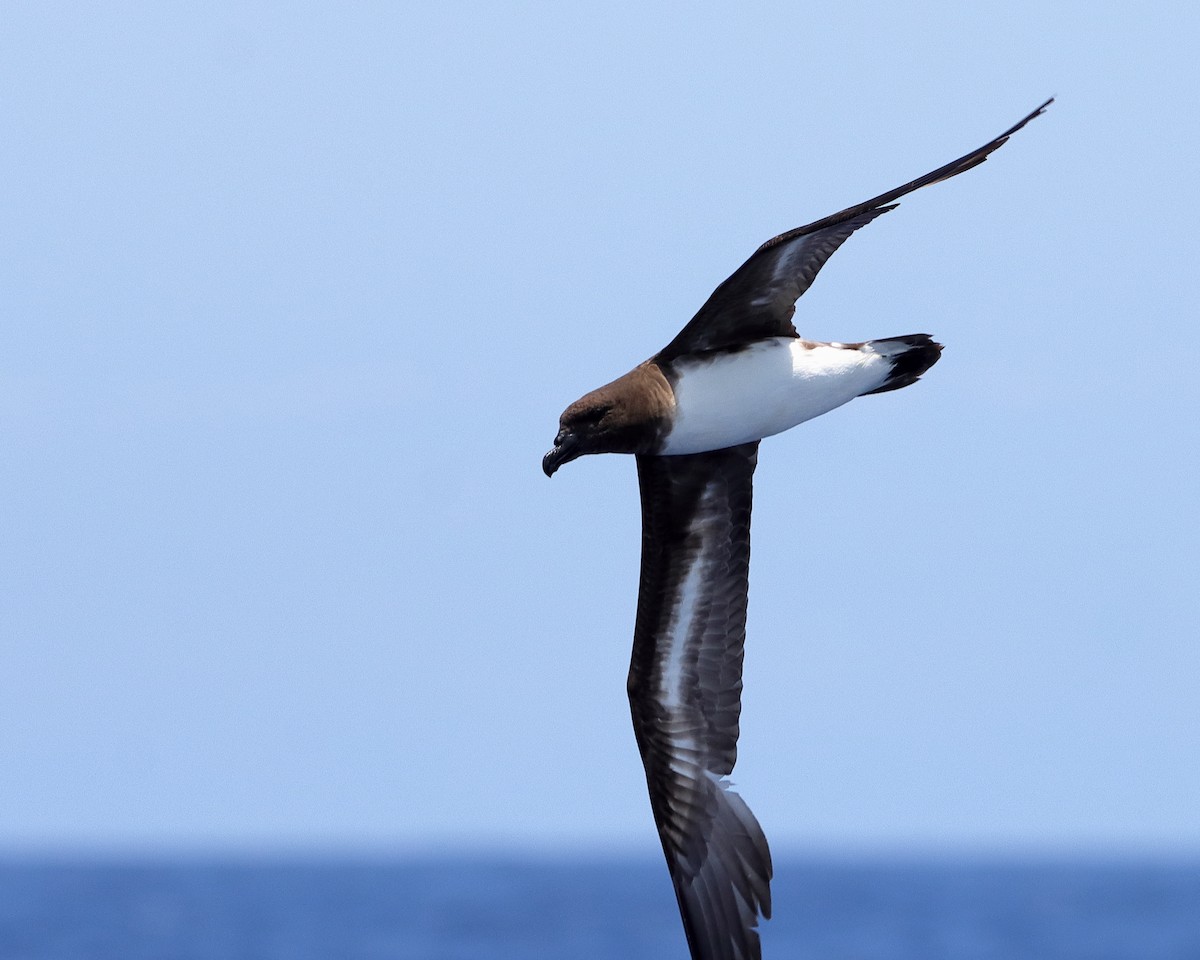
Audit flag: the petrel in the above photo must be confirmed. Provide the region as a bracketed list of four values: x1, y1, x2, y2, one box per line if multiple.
[543, 99, 1051, 960]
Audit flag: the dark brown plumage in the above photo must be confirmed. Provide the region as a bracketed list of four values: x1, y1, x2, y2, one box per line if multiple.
[658, 98, 1052, 362]
[630, 443, 767, 960]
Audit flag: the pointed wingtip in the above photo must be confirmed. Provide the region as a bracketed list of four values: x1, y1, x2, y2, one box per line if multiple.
[1027, 95, 1055, 121]
[998, 97, 1055, 142]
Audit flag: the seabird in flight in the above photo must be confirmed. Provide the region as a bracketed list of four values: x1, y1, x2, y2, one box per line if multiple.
[543, 99, 1051, 960]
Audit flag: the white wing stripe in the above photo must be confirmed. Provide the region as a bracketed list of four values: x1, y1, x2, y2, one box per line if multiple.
[659, 484, 716, 710]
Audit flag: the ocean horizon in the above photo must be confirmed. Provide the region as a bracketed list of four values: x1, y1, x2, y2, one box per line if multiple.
[2, 851, 1198, 959]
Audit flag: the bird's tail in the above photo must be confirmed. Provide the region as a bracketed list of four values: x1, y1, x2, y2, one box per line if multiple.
[861, 334, 943, 395]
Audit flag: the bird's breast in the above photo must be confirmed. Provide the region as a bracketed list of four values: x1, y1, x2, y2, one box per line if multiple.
[658, 337, 893, 455]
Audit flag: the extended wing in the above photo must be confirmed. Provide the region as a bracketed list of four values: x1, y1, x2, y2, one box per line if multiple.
[656, 97, 1053, 361]
[629, 442, 771, 960]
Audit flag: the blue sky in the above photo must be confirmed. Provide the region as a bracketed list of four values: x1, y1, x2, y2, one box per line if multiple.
[3, 1, 1198, 855]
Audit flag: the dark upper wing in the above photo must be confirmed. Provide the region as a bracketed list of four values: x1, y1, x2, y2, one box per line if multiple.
[656, 98, 1053, 361]
[629, 442, 771, 960]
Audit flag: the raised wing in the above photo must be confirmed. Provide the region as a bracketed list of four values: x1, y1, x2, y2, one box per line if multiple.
[629, 442, 771, 960]
[656, 97, 1053, 361]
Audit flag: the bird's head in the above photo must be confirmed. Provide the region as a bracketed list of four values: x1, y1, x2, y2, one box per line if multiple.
[542, 394, 628, 477]
[543, 366, 672, 477]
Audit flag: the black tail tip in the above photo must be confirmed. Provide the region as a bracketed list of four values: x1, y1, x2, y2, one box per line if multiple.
[863, 334, 943, 395]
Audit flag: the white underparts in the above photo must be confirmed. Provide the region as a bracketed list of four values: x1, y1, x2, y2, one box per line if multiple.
[660, 337, 897, 455]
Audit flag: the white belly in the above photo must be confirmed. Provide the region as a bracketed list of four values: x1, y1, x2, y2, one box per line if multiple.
[660, 337, 893, 455]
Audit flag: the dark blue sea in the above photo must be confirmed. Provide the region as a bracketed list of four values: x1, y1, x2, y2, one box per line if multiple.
[2, 856, 1198, 959]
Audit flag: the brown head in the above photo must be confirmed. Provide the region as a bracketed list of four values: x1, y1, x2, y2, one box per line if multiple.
[542, 362, 674, 477]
